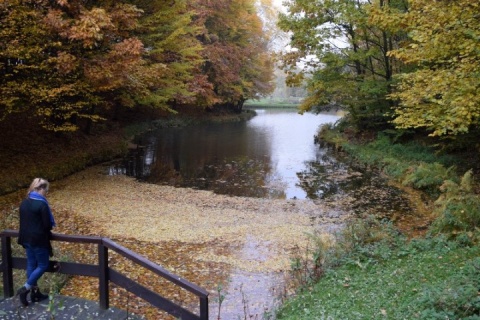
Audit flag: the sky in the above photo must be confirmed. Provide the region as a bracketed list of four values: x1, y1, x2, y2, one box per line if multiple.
[273, 0, 287, 12]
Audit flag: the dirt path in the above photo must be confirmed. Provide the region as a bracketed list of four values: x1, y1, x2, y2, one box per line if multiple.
[42, 165, 349, 319]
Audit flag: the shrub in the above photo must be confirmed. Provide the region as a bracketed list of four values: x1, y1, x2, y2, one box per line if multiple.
[315, 122, 346, 150]
[402, 163, 457, 197]
[431, 170, 480, 235]
[332, 216, 406, 268]
[289, 232, 336, 289]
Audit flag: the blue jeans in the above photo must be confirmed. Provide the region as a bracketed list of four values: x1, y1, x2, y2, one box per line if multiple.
[24, 244, 50, 287]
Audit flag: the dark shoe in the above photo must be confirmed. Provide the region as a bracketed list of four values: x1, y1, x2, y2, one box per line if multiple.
[31, 286, 49, 302]
[16, 286, 30, 307]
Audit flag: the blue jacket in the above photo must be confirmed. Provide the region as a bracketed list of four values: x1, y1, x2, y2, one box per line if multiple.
[18, 198, 53, 249]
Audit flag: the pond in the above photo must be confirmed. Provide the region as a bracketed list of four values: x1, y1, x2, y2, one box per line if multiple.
[110, 108, 412, 217]
[104, 108, 416, 318]
[111, 109, 344, 200]
[0, 109, 421, 319]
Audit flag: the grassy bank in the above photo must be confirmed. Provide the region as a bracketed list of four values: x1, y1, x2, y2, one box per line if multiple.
[276, 122, 480, 319]
[278, 226, 480, 319]
[244, 100, 300, 108]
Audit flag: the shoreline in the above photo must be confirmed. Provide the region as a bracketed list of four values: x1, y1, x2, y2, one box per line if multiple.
[2, 160, 347, 319]
[47, 164, 348, 319]
[0, 110, 257, 196]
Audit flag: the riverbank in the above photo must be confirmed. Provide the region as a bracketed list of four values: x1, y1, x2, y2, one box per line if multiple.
[276, 230, 480, 319]
[0, 109, 256, 196]
[276, 123, 480, 319]
[1, 162, 349, 319]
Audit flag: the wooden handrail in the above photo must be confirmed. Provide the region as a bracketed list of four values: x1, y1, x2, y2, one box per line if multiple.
[0, 230, 208, 320]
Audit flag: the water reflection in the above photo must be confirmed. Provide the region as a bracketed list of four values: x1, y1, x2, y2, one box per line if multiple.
[110, 109, 341, 199]
[297, 148, 365, 199]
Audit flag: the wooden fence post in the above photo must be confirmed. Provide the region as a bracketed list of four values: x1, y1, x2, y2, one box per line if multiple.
[98, 242, 109, 309]
[1, 234, 14, 297]
[200, 295, 209, 320]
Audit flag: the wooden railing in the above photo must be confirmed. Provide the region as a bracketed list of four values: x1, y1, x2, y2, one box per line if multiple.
[1, 230, 209, 320]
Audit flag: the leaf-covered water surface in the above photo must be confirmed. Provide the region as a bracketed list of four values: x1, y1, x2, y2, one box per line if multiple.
[42, 165, 350, 319]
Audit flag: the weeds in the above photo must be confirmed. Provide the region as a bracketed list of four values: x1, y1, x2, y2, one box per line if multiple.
[47, 288, 65, 319]
[215, 281, 227, 320]
[431, 170, 480, 235]
[277, 225, 480, 319]
[328, 217, 404, 268]
[289, 232, 335, 290]
[403, 162, 457, 196]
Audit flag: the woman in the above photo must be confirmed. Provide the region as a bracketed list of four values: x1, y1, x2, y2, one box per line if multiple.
[16, 178, 56, 307]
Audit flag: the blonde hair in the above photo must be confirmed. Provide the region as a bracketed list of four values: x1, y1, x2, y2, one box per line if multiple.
[27, 178, 49, 196]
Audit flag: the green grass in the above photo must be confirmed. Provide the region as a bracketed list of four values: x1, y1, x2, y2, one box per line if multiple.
[279, 124, 480, 320]
[277, 236, 480, 319]
[342, 134, 457, 171]
[244, 99, 300, 108]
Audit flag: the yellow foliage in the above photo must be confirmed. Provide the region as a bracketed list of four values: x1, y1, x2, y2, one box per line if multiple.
[378, 0, 480, 136]
[69, 8, 114, 48]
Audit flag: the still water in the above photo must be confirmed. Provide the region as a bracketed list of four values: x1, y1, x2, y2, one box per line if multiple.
[112, 109, 342, 200]
[106, 108, 415, 318]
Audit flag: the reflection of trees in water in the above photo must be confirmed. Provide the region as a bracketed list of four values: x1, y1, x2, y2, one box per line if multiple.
[184, 157, 281, 198]
[297, 148, 412, 217]
[129, 150, 280, 198]
[112, 147, 149, 178]
[296, 150, 355, 199]
[115, 121, 285, 198]
[148, 157, 183, 184]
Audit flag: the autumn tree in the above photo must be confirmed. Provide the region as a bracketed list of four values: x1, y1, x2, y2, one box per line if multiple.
[0, 0, 148, 132]
[278, 0, 406, 129]
[192, 0, 274, 113]
[131, 0, 209, 112]
[371, 0, 480, 137]
[41, 0, 149, 131]
[1, 0, 274, 131]
[0, 0, 84, 131]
